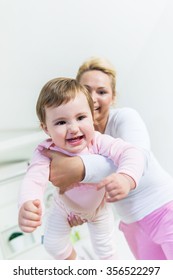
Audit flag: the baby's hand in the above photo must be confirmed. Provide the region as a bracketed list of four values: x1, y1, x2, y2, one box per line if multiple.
[97, 173, 135, 202]
[67, 213, 87, 227]
[18, 199, 42, 233]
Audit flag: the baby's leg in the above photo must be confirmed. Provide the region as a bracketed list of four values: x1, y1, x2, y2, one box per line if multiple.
[87, 203, 118, 259]
[43, 198, 76, 260]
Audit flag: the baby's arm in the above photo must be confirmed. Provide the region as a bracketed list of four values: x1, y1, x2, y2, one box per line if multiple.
[18, 199, 42, 233]
[18, 143, 50, 231]
[94, 130, 145, 202]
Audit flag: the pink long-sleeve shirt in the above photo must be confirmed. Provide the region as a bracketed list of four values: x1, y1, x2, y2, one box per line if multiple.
[18, 131, 144, 213]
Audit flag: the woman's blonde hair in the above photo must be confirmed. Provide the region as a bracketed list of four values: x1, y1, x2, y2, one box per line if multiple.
[36, 77, 94, 124]
[76, 57, 116, 97]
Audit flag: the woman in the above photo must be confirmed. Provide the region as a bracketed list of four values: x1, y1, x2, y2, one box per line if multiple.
[42, 57, 173, 259]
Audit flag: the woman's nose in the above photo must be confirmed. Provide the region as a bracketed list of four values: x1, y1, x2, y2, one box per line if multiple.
[91, 91, 97, 103]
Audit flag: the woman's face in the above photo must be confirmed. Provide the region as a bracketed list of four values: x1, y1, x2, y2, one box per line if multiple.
[79, 70, 114, 127]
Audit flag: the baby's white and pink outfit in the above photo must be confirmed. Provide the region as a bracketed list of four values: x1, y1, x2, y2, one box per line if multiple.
[19, 130, 144, 260]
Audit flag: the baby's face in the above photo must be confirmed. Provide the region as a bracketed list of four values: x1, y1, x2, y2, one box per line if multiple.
[42, 92, 95, 154]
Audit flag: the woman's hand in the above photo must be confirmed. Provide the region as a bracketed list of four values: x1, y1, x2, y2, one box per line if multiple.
[41, 149, 85, 194]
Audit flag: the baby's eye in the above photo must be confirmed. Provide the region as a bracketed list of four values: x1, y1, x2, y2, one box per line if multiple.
[78, 115, 86, 121]
[55, 120, 66, 126]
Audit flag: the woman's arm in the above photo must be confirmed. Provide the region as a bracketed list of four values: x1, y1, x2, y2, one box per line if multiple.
[41, 149, 116, 191]
[41, 149, 85, 192]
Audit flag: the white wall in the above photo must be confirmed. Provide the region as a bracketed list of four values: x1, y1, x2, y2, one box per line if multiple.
[0, 0, 173, 174]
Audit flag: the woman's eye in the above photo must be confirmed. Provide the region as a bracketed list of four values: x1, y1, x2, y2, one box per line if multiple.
[98, 90, 106, 95]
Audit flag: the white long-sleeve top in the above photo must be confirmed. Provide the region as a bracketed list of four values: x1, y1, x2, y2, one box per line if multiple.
[18, 130, 144, 214]
[80, 108, 173, 223]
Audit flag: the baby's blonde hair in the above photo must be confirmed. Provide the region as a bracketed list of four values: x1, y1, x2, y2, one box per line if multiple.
[76, 57, 116, 97]
[36, 77, 94, 124]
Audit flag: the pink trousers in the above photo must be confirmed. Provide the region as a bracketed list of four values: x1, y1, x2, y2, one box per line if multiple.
[119, 201, 173, 260]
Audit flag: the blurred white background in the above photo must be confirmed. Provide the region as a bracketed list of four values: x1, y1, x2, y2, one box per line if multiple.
[1, 0, 173, 174]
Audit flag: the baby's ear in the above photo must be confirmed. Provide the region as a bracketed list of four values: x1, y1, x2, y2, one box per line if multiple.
[41, 123, 50, 136]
